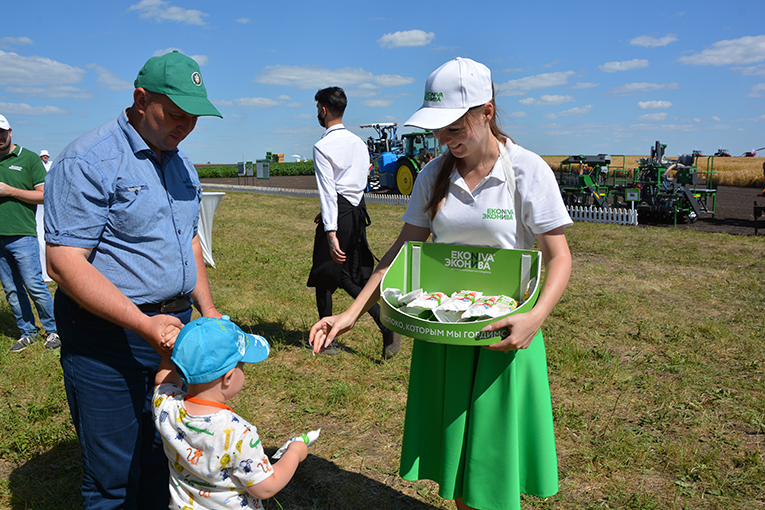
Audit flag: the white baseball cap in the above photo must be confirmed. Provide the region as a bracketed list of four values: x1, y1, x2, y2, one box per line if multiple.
[404, 57, 493, 131]
[40, 150, 49, 157]
[0, 114, 10, 131]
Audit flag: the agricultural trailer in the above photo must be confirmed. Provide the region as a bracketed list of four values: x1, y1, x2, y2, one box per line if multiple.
[558, 141, 717, 226]
[558, 154, 613, 208]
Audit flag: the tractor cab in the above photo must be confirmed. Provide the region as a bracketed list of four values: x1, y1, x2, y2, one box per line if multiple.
[394, 131, 447, 195]
[361, 124, 446, 195]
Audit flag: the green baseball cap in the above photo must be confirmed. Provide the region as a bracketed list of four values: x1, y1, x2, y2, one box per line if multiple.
[134, 50, 222, 118]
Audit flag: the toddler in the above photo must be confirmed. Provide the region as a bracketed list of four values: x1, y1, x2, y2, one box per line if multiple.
[153, 316, 318, 509]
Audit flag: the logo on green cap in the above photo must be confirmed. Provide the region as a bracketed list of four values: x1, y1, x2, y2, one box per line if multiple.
[192, 72, 202, 87]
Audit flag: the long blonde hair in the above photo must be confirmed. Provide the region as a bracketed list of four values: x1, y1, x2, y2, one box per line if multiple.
[424, 93, 511, 221]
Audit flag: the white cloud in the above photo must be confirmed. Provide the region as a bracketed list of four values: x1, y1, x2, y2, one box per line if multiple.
[5, 85, 93, 99]
[373, 74, 417, 87]
[377, 30, 434, 49]
[519, 95, 574, 106]
[0, 37, 33, 48]
[152, 48, 208, 66]
[0, 101, 68, 115]
[128, 0, 208, 25]
[750, 83, 765, 98]
[0, 51, 85, 87]
[235, 18, 251, 24]
[498, 71, 576, 96]
[361, 99, 394, 108]
[544, 105, 594, 119]
[254, 65, 415, 90]
[86, 64, 133, 92]
[630, 34, 678, 48]
[599, 59, 650, 72]
[234, 97, 281, 108]
[637, 112, 667, 121]
[544, 129, 574, 136]
[711, 116, 721, 122]
[638, 100, 673, 110]
[678, 35, 765, 66]
[609, 82, 681, 96]
[631, 122, 698, 132]
[733, 64, 765, 76]
[572, 82, 598, 89]
[508, 111, 528, 118]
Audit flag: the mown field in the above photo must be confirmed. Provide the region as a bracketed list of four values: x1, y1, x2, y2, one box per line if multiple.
[0, 192, 763, 509]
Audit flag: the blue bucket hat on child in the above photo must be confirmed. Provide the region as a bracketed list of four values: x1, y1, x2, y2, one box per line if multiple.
[172, 316, 270, 385]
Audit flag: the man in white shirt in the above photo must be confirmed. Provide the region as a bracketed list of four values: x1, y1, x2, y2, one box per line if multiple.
[307, 87, 401, 358]
[39, 150, 52, 171]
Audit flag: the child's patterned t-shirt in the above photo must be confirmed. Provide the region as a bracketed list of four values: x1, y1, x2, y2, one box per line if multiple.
[153, 383, 274, 509]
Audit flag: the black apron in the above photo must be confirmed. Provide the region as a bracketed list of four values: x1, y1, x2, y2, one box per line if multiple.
[307, 194, 376, 291]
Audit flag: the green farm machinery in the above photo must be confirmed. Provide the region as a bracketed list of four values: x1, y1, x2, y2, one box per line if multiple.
[362, 123, 445, 195]
[558, 141, 718, 226]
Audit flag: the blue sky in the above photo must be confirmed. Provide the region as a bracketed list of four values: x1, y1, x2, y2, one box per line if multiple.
[2, 0, 764, 164]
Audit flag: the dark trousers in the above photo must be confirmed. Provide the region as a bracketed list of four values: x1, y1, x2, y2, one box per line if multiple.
[315, 267, 384, 331]
[56, 290, 192, 510]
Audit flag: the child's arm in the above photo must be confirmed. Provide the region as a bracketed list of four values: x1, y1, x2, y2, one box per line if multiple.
[155, 356, 182, 388]
[245, 441, 308, 500]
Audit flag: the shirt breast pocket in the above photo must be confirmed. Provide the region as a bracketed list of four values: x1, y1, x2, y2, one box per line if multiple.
[112, 184, 162, 235]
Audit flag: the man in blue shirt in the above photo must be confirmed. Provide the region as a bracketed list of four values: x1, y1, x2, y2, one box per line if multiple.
[45, 51, 222, 510]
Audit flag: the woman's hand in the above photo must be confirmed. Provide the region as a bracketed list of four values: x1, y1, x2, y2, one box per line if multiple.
[308, 311, 357, 355]
[482, 227, 572, 353]
[481, 309, 543, 352]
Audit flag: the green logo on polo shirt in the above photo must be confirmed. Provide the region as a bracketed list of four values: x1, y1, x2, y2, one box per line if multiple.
[424, 91, 443, 102]
[482, 208, 514, 220]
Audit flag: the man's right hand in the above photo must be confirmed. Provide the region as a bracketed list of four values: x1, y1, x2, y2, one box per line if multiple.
[140, 314, 185, 357]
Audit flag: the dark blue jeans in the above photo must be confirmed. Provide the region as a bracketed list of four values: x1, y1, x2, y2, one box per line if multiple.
[0, 235, 56, 337]
[56, 290, 192, 510]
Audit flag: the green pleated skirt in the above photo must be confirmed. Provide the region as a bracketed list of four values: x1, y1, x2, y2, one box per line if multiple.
[399, 330, 558, 510]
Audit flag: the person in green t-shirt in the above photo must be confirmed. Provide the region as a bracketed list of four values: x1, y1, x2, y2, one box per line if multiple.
[0, 114, 59, 352]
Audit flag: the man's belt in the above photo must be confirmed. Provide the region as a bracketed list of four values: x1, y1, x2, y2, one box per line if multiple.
[136, 295, 192, 314]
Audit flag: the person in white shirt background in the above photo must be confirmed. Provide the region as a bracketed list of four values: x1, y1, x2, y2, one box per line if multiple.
[36, 150, 51, 281]
[306, 86, 401, 359]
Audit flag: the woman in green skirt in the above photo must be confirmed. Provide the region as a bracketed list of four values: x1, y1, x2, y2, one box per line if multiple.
[310, 57, 573, 510]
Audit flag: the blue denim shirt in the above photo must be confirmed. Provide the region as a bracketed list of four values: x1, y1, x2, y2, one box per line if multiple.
[44, 110, 201, 305]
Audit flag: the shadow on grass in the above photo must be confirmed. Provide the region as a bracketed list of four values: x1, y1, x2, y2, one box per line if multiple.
[8, 439, 82, 509]
[7, 442, 440, 510]
[237, 318, 385, 363]
[263, 449, 443, 510]
[0, 308, 21, 339]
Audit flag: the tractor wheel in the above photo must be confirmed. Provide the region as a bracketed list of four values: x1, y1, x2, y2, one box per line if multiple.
[396, 159, 417, 195]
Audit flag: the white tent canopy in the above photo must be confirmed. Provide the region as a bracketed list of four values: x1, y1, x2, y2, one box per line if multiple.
[199, 192, 225, 267]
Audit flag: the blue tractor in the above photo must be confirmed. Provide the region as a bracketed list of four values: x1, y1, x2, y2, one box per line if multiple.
[362, 123, 445, 195]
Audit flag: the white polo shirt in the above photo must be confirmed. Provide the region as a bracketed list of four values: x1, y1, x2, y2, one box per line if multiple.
[402, 140, 571, 250]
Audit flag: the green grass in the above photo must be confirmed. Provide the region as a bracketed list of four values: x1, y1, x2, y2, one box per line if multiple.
[0, 191, 763, 509]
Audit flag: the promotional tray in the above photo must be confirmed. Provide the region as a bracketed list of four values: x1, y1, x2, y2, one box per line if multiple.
[379, 242, 541, 345]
